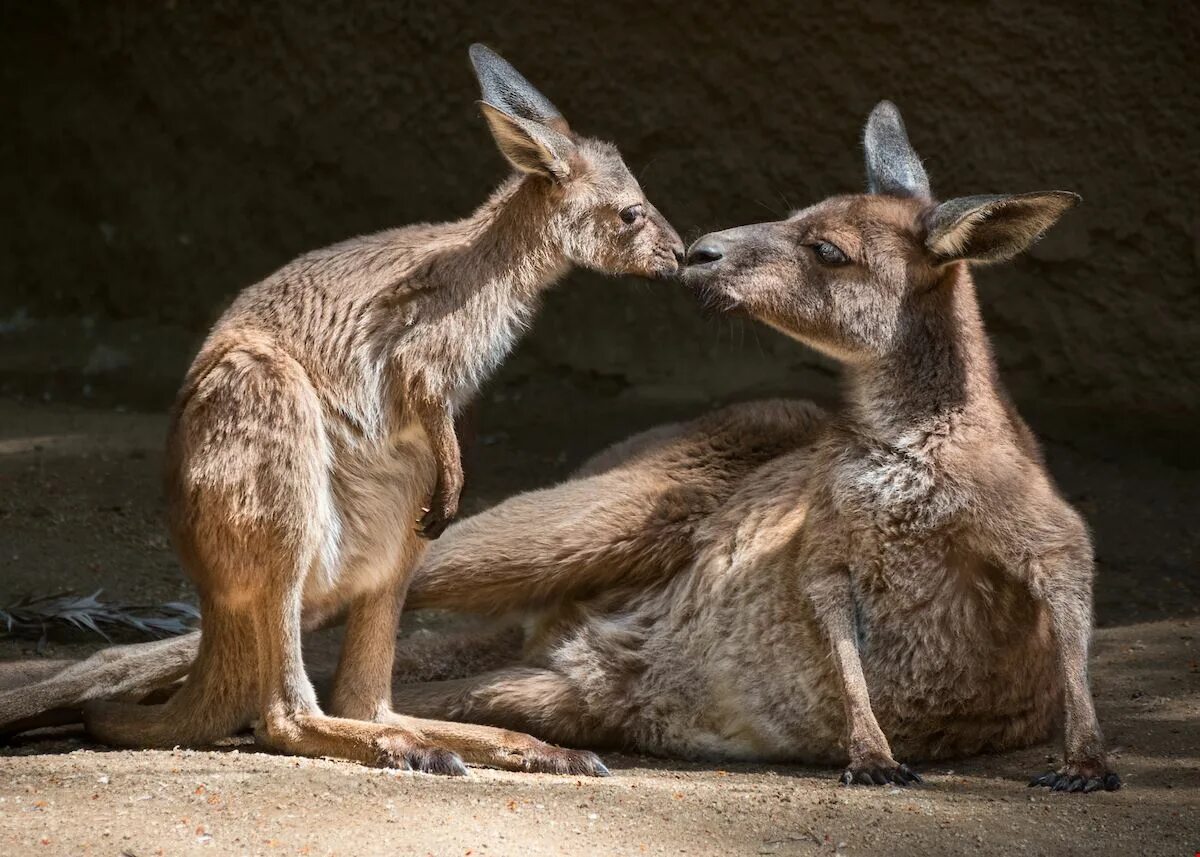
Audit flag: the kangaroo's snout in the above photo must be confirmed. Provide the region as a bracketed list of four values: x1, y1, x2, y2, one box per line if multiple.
[686, 236, 725, 266]
[651, 209, 686, 278]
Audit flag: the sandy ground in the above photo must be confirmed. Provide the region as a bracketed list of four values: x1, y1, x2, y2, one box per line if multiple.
[1, 395, 1198, 856]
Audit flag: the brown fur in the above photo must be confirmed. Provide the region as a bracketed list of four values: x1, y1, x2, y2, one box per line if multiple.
[395, 103, 1117, 792]
[0, 45, 681, 777]
[1, 101, 1114, 794]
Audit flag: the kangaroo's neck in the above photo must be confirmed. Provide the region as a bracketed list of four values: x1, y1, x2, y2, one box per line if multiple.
[371, 174, 571, 412]
[443, 174, 570, 303]
[845, 265, 1011, 452]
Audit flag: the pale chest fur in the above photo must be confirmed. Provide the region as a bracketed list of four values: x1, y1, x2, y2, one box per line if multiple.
[829, 441, 968, 599]
[300, 421, 437, 615]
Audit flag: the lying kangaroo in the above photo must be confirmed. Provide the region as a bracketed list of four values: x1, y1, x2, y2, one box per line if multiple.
[395, 101, 1120, 792]
[0, 44, 682, 775]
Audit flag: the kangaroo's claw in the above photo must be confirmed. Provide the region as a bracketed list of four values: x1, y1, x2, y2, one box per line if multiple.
[1028, 767, 1120, 793]
[839, 762, 922, 787]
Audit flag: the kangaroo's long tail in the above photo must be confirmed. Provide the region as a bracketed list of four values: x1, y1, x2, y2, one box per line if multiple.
[0, 632, 199, 738]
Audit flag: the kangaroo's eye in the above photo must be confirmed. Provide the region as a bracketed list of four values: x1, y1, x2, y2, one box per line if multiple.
[812, 241, 849, 265]
[620, 204, 645, 225]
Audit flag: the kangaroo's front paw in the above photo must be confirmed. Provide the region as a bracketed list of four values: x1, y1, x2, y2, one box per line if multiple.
[839, 758, 923, 787]
[415, 483, 461, 540]
[416, 506, 454, 540]
[1029, 758, 1120, 793]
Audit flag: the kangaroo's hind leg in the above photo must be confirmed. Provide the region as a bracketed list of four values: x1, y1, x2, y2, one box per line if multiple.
[408, 398, 825, 616]
[330, 579, 606, 775]
[391, 667, 610, 754]
[82, 345, 449, 772]
[406, 465, 699, 615]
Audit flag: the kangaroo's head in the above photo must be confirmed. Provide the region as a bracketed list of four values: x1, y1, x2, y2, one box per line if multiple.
[470, 44, 684, 280]
[681, 101, 1079, 363]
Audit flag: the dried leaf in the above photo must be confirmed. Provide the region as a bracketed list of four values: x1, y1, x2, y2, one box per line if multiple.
[0, 589, 198, 642]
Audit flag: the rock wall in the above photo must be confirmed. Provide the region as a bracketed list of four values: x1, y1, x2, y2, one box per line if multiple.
[2, 1, 1197, 422]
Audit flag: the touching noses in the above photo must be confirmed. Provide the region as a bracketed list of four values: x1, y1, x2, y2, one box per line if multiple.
[686, 236, 725, 266]
[660, 218, 685, 267]
[646, 205, 685, 273]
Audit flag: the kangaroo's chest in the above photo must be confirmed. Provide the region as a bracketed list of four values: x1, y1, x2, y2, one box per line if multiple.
[299, 421, 437, 613]
[831, 446, 966, 595]
[827, 450, 1051, 714]
[408, 288, 539, 410]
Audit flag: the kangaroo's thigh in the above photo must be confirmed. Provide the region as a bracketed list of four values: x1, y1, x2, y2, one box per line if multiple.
[84, 344, 332, 750]
[577, 397, 826, 477]
[167, 342, 336, 599]
[408, 398, 826, 614]
[406, 466, 685, 613]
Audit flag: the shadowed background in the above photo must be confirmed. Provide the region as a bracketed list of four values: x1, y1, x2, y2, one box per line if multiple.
[3, 0, 1197, 418]
[0, 8, 1198, 852]
[1, 1, 1198, 620]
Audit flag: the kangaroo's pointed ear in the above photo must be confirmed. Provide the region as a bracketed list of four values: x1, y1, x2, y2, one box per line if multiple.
[469, 43, 570, 134]
[864, 101, 930, 199]
[925, 191, 1081, 264]
[478, 102, 575, 181]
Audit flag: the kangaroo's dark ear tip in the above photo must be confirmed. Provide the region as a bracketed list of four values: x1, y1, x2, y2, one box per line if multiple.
[468, 43, 497, 69]
[869, 100, 902, 123]
[1058, 191, 1083, 207]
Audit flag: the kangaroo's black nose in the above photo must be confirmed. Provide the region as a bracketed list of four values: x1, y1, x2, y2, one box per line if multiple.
[672, 246, 685, 265]
[687, 239, 724, 266]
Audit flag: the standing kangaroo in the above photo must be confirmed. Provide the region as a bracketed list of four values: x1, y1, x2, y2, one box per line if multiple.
[393, 102, 1120, 792]
[0, 44, 682, 775]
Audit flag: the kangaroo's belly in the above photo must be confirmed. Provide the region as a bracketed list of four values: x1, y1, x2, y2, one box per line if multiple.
[540, 536, 1059, 764]
[301, 421, 436, 614]
[855, 554, 1060, 760]
[536, 551, 843, 763]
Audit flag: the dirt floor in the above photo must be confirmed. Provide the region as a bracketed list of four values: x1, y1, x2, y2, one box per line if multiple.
[1, 394, 1198, 856]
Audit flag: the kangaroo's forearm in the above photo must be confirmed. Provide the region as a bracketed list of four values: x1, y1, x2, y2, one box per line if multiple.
[806, 573, 893, 760]
[802, 569, 924, 785]
[410, 393, 463, 540]
[414, 398, 462, 496]
[1026, 550, 1109, 771]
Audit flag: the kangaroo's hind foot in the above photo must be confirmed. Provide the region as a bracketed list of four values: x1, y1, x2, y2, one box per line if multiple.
[391, 666, 611, 775]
